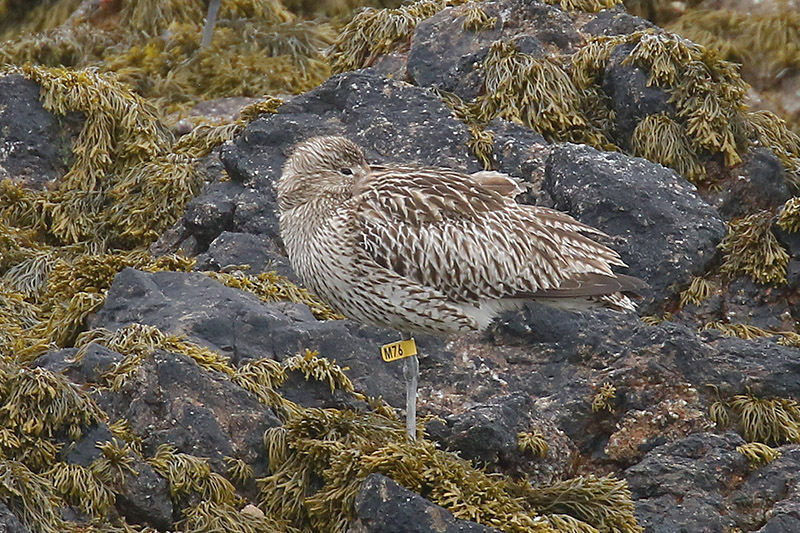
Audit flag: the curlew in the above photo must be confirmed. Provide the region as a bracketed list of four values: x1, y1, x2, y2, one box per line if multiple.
[277, 136, 645, 439]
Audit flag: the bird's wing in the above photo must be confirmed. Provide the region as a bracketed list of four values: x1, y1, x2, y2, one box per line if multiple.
[353, 167, 628, 303]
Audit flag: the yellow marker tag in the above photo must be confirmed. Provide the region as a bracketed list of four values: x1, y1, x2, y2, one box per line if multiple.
[380, 338, 417, 362]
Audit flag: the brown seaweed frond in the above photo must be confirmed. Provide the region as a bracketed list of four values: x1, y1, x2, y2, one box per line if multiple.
[736, 442, 781, 468]
[777, 197, 800, 233]
[719, 211, 789, 285]
[544, 0, 621, 13]
[678, 276, 716, 308]
[631, 113, 705, 182]
[148, 444, 236, 504]
[204, 269, 344, 321]
[711, 391, 800, 445]
[328, 0, 460, 73]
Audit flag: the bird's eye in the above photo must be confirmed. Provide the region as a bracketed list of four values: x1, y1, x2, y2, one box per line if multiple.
[340, 168, 353, 175]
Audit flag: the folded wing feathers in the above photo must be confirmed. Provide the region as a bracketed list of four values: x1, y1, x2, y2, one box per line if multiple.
[356, 168, 629, 303]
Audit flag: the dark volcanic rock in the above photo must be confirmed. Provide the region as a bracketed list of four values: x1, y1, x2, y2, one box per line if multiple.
[0, 503, 30, 533]
[223, 69, 479, 183]
[477, 306, 800, 456]
[408, 0, 582, 99]
[427, 392, 577, 483]
[485, 118, 548, 195]
[352, 474, 501, 533]
[709, 148, 792, 220]
[115, 459, 174, 530]
[626, 432, 747, 533]
[194, 230, 298, 282]
[97, 349, 279, 474]
[581, 6, 655, 36]
[730, 446, 800, 531]
[0, 74, 82, 189]
[92, 266, 449, 408]
[543, 143, 726, 309]
[602, 43, 676, 151]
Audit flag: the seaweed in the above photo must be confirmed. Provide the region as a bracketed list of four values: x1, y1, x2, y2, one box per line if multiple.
[468, 125, 496, 170]
[479, 41, 593, 143]
[719, 211, 789, 285]
[736, 442, 781, 468]
[678, 276, 715, 308]
[0, 359, 105, 443]
[283, 349, 357, 394]
[710, 392, 800, 445]
[256, 359, 641, 533]
[749, 110, 800, 187]
[518, 430, 549, 458]
[75, 323, 235, 390]
[777, 197, 800, 233]
[701, 321, 773, 340]
[328, 0, 462, 73]
[205, 269, 344, 321]
[544, 0, 621, 13]
[224, 456, 255, 486]
[46, 462, 117, 517]
[570, 29, 766, 184]
[631, 113, 705, 183]
[148, 444, 236, 503]
[461, 6, 497, 31]
[667, 10, 800, 90]
[591, 383, 616, 413]
[526, 475, 643, 533]
[0, 0, 330, 122]
[177, 500, 298, 533]
[0, 459, 69, 533]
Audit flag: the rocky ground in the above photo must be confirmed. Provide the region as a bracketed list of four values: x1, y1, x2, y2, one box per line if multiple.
[1, 0, 800, 532]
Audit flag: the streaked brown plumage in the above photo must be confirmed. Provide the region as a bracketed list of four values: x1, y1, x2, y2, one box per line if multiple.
[277, 136, 645, 336]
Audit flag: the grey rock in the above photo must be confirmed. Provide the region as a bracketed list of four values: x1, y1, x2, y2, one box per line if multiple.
[97, 349, 280, 475]
[194, 231, 299, 283]
[732, 446, 800, 531]
[34, 344, 123, 384]
[427, 392, 576, 484]
[582, 6, 655, 37]
[712, 148, 791, 220]
[0, 502, 30, 533]
[0, 74, 81, 189]
[408, 0, 581, 100]
[543, 143, 726, 309]
[625, 432, 747, 533]
[92, 266, 447, 409]
[351, 474, 501, 533]
[61, 424, 114, 465]
[601, 42, 676, 151]
[115, 458, 173, 530]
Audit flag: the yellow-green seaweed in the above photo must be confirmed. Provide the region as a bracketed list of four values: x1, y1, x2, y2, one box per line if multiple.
[678, 276, 715, 308]
[591, 383, 616, 413]
[148, 444, 236, 503]
[710, 392, 800, 445]
[518, 430, 549, 457]
[544, 0, 621, 13]
[736, 442, 781, 468]
[631, 113, 705, 182]
[719, 211, 789, 285]
[461, 6, 497, 31]
[329, 0, 464, 73]
[777, 197, 800, 233]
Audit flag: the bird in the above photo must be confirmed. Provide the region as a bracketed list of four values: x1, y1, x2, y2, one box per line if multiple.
[277, 135, 646, 439]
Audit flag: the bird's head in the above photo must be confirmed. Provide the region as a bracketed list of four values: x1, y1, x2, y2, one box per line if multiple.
[277, 136, 370, 212]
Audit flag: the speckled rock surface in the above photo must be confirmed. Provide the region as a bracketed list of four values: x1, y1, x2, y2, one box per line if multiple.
[0, 74, 81, 189]
[544, 143, 726, 310]
[352, 474, 502, 533]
